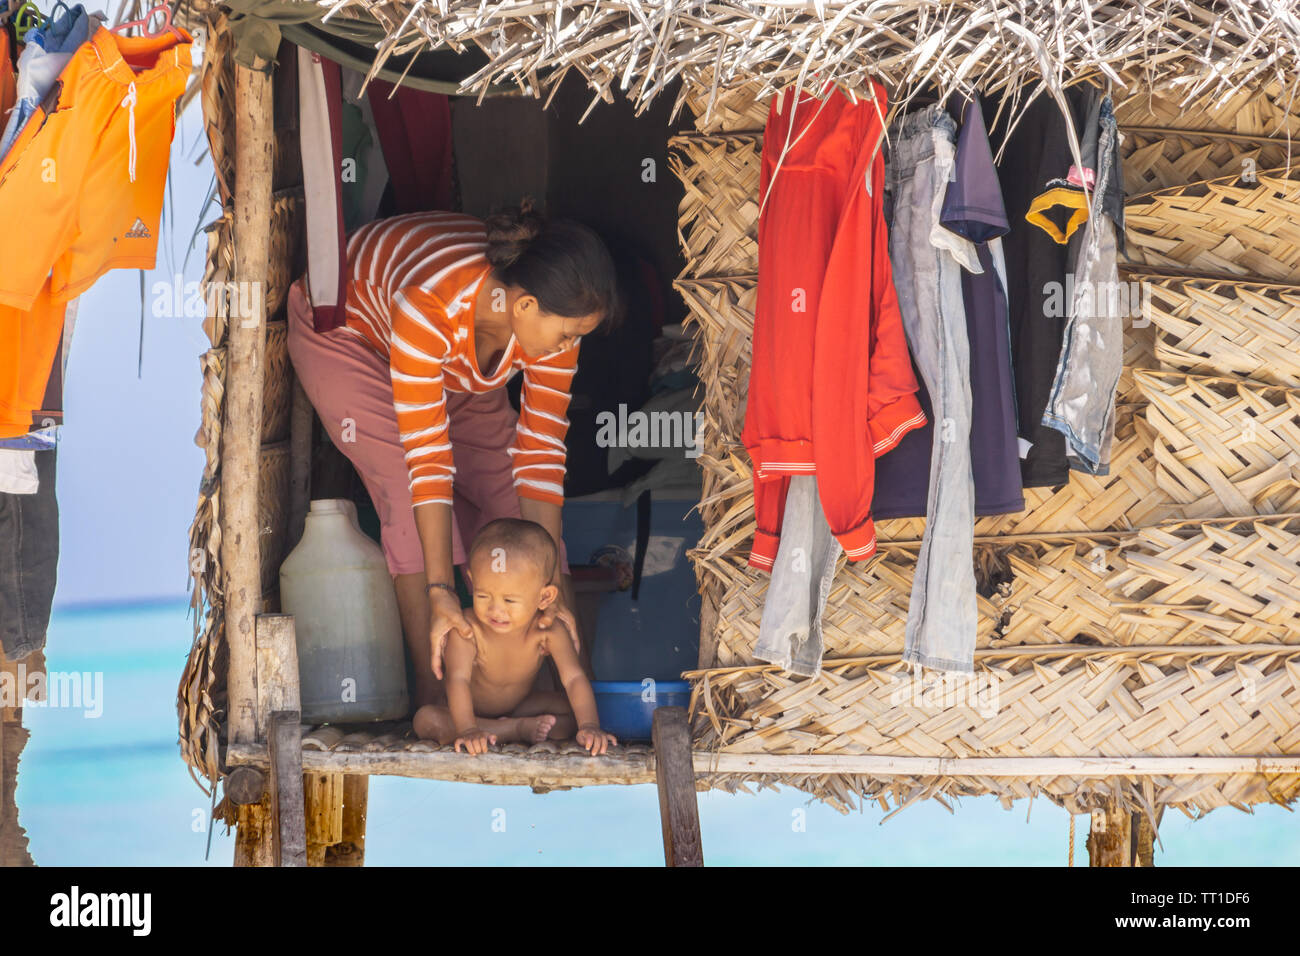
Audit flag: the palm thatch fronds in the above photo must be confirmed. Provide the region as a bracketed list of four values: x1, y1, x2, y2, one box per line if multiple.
[310, 1, 1300, 124]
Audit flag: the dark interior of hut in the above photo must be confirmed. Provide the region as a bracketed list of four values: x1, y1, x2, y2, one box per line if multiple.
[302, 73, 702, 719]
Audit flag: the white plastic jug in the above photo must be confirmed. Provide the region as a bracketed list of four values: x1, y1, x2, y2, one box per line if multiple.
[279, 499, 409, 723]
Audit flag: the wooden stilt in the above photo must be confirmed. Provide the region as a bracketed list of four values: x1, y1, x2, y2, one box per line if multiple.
[1087, 796, 1132, 867]
[226, 56, 275, 867]
[304, 772, 346, 867]
[1132, 810, 1158, 867]
[651, 706, 703, 867]
[324, 775, 368, 867]
[233, 793, 275, 867]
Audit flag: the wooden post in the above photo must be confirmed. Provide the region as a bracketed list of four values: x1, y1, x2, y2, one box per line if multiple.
[255, 614, 301, 739]
[324, 775, 369, 867]
[269, 710, 307, 866]
[225, 58, 274, 749]
[247, 614, 306, 866]
[1087, 796, 1132, 867]
[651, 706, 703, 866]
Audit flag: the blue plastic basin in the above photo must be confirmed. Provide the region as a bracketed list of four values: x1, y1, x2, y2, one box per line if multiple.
[591, 680, 691, 742]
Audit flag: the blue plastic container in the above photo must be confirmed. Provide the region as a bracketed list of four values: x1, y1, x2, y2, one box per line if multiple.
[592, 680, 691, 742]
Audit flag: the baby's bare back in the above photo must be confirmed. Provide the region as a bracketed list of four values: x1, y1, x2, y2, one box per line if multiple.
[466, 613, 551, 719]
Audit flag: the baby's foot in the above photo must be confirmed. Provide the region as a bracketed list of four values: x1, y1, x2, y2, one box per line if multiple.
[517, 714, 557, 743]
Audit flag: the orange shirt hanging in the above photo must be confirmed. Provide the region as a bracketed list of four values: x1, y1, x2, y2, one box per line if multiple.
[0, 24, 190, 438]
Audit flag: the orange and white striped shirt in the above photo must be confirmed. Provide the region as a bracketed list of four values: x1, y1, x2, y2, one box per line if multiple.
[341, 211, 579, 508]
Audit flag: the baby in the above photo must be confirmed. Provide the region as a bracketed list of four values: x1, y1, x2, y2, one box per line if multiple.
[412, 517, 618, 757]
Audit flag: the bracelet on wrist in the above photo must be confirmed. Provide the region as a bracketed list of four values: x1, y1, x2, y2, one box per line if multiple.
[427, 581, 457, 596]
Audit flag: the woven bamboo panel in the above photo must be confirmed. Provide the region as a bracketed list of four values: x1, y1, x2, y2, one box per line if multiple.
[1108, 519, 1300, 644]
[1116, 80, 1300, 138]
[1122, 128, 1294, 197]
[1137, 370, 1300, 518]
[259, 441, 291, 597]
[1132, 273, 1300, 387]
[682, 81, 769, 133]
[690, 648, 1300, 814]
[268, 188, 305, 320]
[668, 134, 760, 278]
[199, 321, 290, 447]
[1123, 166, 1300, 280]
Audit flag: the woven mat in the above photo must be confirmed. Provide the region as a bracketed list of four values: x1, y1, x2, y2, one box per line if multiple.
[1122, 128, 1296, 197]
[1124, 166, 1300, 280]
[1136, 369, 1300, 518]
[1128, 272, 1300, 387]
[668, 134, 761, 277]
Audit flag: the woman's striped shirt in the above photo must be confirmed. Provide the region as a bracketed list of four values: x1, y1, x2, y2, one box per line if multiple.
[340, 211, 579, 508]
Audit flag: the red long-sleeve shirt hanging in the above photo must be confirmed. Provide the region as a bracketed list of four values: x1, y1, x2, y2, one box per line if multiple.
[742, 81, 926, 570]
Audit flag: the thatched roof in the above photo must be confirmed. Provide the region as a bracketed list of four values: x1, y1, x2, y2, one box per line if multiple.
[307, 0, 1300, 122]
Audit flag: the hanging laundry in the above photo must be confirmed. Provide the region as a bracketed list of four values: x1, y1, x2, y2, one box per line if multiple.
[873, 95, 1025, 520]
[1, 18, 18, 123]
[882, 103, 980, 674]
[0, 4, 99, 161]
[0, 447, 56, 660]
[1042, 91, 1127, 475]
[990, 87, 1091, 488]
[745, 81, 925, 678]
[0, 447, 37, 494]
[744, 81, 925, 571]
[0, 23, 190, 439]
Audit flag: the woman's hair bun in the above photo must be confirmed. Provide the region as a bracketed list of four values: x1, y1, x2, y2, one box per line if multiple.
[485, 197, 546, 269]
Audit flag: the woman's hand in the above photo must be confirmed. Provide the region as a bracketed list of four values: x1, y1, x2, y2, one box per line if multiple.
[429, 586, 473, 680]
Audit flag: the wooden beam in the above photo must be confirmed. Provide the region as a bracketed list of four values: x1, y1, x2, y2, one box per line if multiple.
[255, 614, 302, 739]
[652, 707, 703, 867]
[224, 59, 275, 749]
[324, 775, 369, 867]
[225, 766, 266, 805]
[693, 754, 1300, 776]
[226, 743, 658, 786]
[268, 710, 307, 867]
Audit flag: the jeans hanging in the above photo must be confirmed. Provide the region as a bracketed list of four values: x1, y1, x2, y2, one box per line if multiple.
[884, 106, 978, 674]
[754, 476, 842, 678]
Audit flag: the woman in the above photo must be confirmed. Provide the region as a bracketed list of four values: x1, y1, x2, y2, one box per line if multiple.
[287, 198, 621, 710]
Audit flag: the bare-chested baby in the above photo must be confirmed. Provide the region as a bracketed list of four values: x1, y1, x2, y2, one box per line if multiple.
[412, 517, 617, 757]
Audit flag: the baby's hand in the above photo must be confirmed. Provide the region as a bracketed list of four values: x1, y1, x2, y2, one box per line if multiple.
[576, 724, 617, 756]
[453, 728, 497, 756]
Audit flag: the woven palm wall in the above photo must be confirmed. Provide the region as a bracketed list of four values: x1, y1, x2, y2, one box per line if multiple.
[178, 12, 302, 791]
[673, 81, 1300, 816]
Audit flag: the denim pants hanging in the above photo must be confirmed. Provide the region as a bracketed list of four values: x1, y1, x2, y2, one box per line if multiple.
[754, 476, 842, 677]
[0, 448, 58, 661]
[1042, 96, 1124, 474]
[884, 106, 978, 674]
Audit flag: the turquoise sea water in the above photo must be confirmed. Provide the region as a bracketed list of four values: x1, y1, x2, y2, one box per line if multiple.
[12, 601, 1299, 866]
